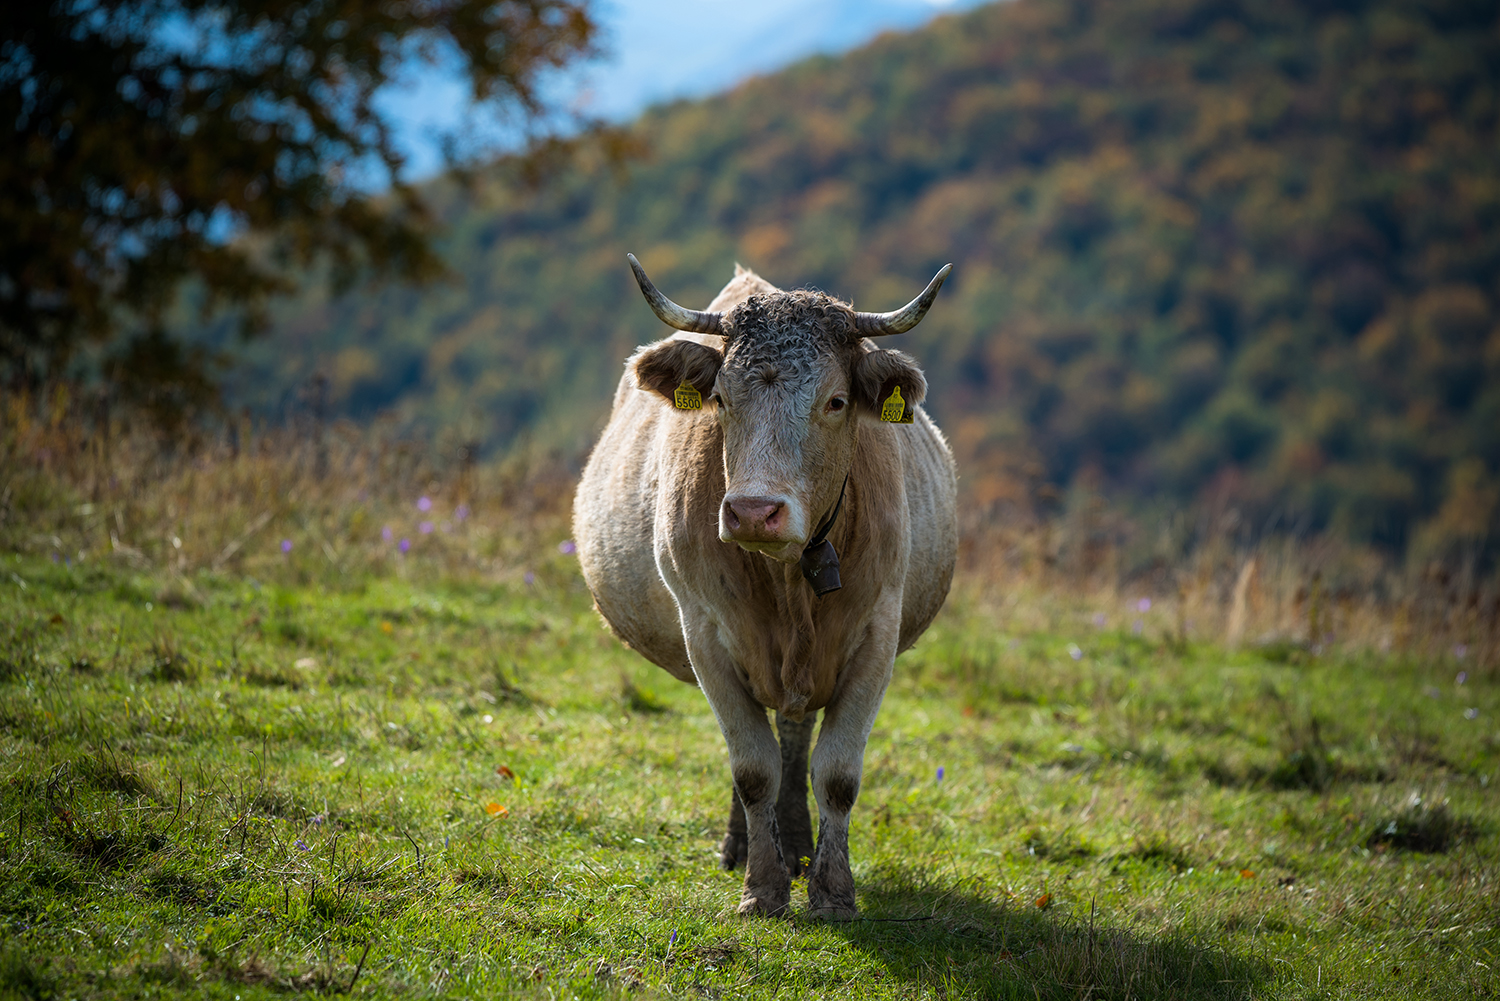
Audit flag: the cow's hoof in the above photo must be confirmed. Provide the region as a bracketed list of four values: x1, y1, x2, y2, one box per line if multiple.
[737, 890, 791, 917]
[719, 831, 747, 871]
[808, 877, 856, 919]
[808, 902, 858, 921]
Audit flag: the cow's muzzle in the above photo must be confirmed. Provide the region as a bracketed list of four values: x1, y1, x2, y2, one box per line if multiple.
[720, 494, 802, 559]
[722, 494, 789, 540]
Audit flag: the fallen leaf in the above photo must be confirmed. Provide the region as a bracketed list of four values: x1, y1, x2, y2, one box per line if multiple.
[49, 612, 64, 625]
[380, 621, 393, 634]
[497, 765, 515, 780]
[485, 802, 509, 817]
[1240, 869, 1255, 879]
[1034, 893, 1053, 909]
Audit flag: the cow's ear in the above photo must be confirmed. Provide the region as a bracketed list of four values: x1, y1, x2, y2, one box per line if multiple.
[852, 347, 927, 417]
[631, 339, 724, 406]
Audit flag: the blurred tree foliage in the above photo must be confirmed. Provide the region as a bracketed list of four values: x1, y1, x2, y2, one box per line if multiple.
[216, 0, 1499, 562]
[0, 0, 601, 428]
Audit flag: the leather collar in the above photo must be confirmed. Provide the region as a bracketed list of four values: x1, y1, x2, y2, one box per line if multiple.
[798, 475, 848, 597]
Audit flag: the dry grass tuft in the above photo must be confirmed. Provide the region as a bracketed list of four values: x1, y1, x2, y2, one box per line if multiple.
[2, 390, 574, 588]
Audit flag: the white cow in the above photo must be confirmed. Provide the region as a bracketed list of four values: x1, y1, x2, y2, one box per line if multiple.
[574, 257, 957, 916]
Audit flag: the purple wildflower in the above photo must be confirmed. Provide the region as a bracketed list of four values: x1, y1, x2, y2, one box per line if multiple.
[382, 526, 393, 541]
[281, 539, 293, 553]
[1137, 597, 1152, 613]
[936, 766, 945, 782]
[455, 504, 470, 522]
[417, 496, 433, 512]
[524, 571, 535, 586]
[1465, 708, 1479, 720]
[399, 538, 411, 554]
[559, 540, 577, 555]
[1455, 644, 1468, 659]
[419, 521, 434, 535]
[1068, 643, 1083, 661]
[295, 839, 310, 851]
[1458, 671, 1468, 685]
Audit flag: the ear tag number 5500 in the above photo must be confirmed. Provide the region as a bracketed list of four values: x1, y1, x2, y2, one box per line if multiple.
[673, 381, 702, 410]
[881, 386, 914, 423]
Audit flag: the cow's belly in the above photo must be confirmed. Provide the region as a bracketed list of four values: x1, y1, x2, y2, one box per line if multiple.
[588, 557, 692, 682]
[573, 396, 696, 684]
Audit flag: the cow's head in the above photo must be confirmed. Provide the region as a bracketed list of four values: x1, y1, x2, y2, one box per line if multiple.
[627, 255, 950, 565]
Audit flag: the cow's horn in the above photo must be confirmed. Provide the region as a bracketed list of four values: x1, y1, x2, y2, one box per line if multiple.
[853, 264, 953, 336]
[627, 254, 724, 335]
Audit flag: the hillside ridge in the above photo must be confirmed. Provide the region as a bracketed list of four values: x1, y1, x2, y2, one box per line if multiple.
[204, 0, 1500, 560]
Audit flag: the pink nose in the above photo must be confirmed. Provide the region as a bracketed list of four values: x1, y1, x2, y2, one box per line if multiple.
[723, 496, 787, 540]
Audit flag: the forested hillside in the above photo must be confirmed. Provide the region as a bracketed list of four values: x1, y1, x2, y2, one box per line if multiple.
[212, 0, 1500, 560]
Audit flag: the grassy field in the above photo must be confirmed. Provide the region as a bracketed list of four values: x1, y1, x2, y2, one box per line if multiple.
[1, 550, 1496, 1000]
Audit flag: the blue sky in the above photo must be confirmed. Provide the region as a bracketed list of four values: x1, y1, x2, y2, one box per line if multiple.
[376, 0, 990, 179]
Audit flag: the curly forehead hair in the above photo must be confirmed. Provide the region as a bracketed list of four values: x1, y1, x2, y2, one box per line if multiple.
[721, 290, 859, 371]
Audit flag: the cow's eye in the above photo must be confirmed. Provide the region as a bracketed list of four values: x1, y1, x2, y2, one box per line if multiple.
[711, 393, 726, 410]
[826, 396, 847, 413]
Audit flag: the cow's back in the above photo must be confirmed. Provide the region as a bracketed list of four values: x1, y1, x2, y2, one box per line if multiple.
[894, 408, 957, 651]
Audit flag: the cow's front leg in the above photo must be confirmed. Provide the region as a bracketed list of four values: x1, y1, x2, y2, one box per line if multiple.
[721, 711, 811, 875]
[808, 598, 901, 919]
[683, 617, 790, 916]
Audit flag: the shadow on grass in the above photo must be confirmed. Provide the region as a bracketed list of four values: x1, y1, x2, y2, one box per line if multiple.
[828, 868, 1267, 1000]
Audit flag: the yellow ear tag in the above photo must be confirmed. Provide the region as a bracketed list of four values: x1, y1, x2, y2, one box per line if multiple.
[880, 385, 908, 423]
[673, 380, 702, 410]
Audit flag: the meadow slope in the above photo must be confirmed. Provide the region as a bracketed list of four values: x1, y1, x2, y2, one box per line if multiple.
[2, 553, 1496, 999]
[203, 0, 1500, 562]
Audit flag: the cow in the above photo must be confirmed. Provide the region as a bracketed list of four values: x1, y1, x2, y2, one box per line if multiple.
[573, 255, 957, 918]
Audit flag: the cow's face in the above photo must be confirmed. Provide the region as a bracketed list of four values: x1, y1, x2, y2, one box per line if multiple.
[633, 290, 926, 563]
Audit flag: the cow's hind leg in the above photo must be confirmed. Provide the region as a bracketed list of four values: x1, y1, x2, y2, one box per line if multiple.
[774, 712, 815, 876]
[719, 787, 747, 871]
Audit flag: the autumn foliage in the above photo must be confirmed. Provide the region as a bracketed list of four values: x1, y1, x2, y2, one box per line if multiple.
[217, 0, 1500, 565]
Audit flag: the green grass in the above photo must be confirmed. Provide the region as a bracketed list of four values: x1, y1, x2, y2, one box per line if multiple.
[1, 552, 1496, 999]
